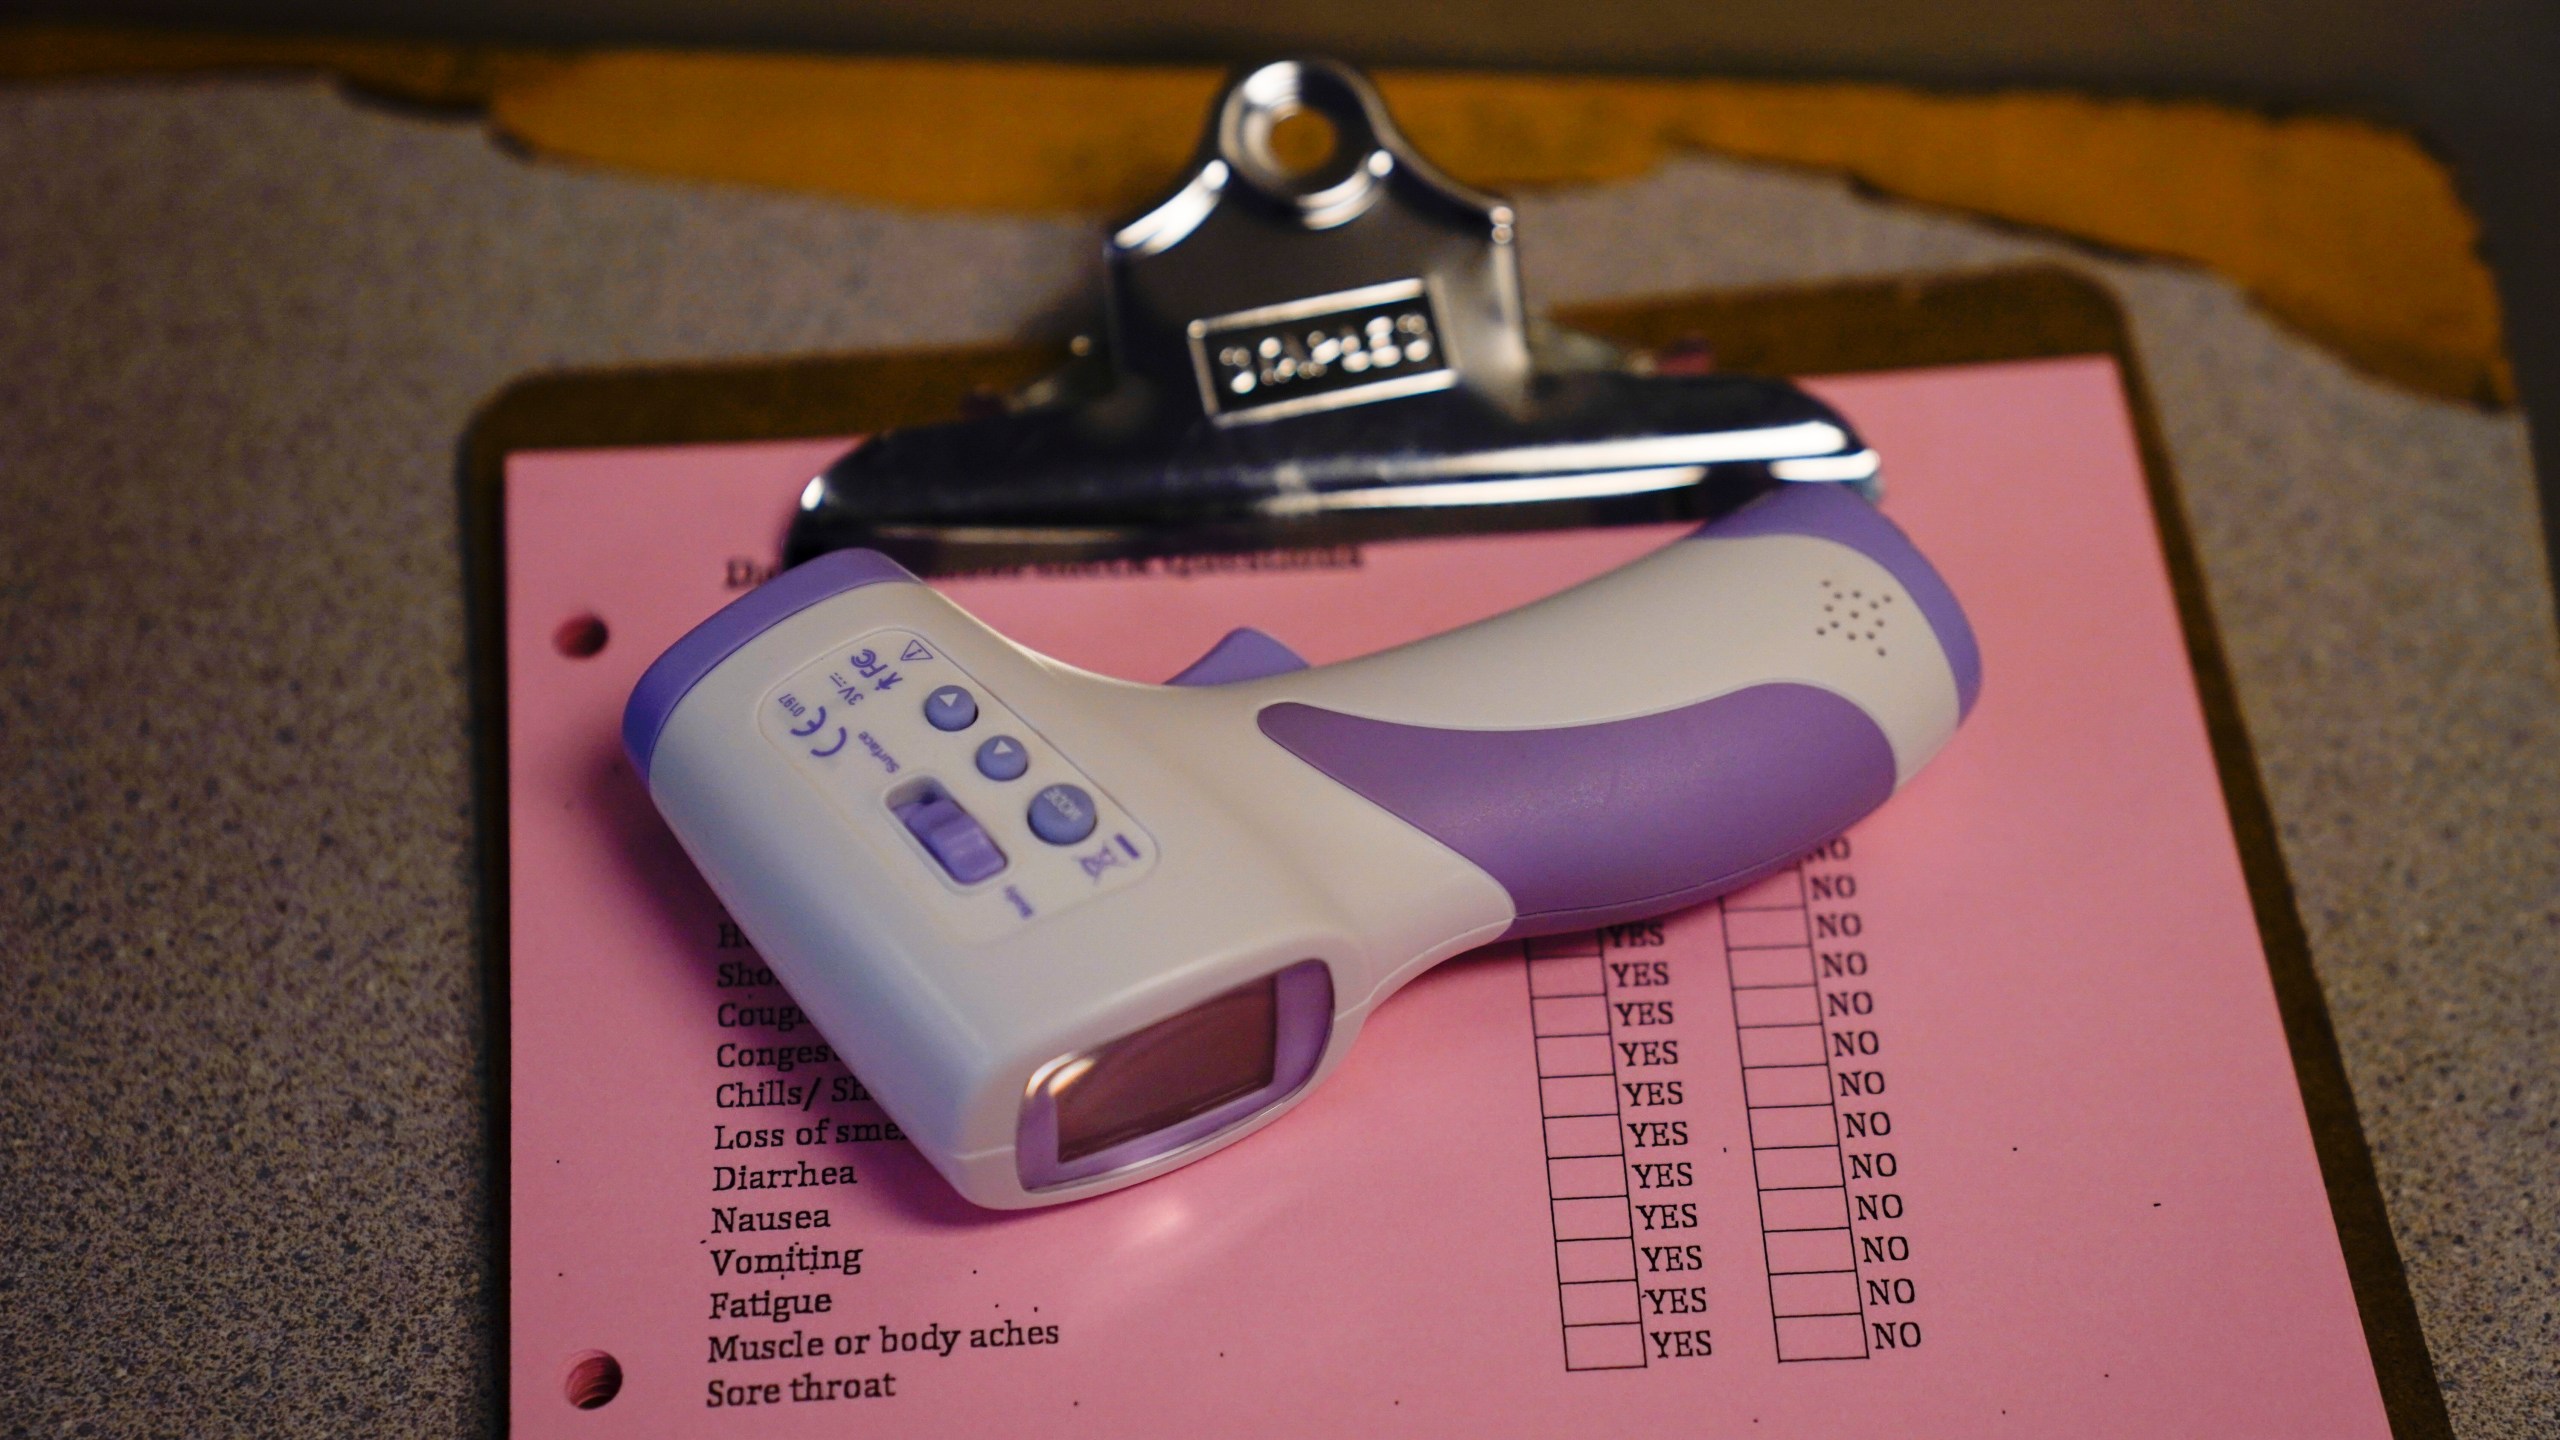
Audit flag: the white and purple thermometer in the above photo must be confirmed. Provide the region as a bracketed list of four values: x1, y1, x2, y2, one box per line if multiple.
[626, 483, 1980, 1208]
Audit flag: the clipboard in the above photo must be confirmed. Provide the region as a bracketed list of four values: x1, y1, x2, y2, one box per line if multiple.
[461, 264, 2450, 1437]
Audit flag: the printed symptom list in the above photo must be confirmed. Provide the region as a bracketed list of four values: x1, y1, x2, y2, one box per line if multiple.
[508, 365, 2396, 1437]
[677, 842, 1899, 1411]
[1528, 841, 1908, 1371]
[688, 854, 1908, 1404]
[694, 934, 1062, 1415]
[700, 934, 894, 1408]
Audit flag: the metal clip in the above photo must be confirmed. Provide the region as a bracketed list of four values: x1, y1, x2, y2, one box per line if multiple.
[787, 57, 1878, 571]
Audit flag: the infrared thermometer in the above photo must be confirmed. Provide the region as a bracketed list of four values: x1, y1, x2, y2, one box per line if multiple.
[626, 482, 1979, 1208]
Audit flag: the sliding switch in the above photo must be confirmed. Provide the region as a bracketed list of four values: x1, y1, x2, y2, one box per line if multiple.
[891, 787, 1007, 884]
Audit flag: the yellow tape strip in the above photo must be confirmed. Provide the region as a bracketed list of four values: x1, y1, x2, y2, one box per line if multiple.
[3, 25, 2509, 405]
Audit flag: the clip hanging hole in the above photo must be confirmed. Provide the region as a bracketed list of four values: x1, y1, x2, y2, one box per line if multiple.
[1260, 105, 1338, 179]
[563, 1351, 623, 1409]
[1221, 60, 1378, 214]
[553, 613, 609, 659]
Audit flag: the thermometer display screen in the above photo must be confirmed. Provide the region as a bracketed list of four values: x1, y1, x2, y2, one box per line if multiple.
[1054, 976, 1279, 1162]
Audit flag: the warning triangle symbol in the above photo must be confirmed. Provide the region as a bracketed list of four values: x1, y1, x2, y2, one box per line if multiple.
[900, 640, 933, 662]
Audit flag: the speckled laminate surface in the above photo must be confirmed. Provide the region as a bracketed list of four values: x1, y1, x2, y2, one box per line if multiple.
[0, 77, 2551, 1437]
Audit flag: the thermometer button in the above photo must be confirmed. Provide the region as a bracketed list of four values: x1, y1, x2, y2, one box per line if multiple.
[974, 735, 1030, 781]
[923, 685, 979, 731]
[1026, 784, 1098, 845]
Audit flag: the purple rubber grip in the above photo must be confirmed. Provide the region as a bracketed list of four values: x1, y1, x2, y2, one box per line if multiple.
[1261, 686, 1895, 938]
[1256, 485, 1972, 936]
[622, 548, 920, 781]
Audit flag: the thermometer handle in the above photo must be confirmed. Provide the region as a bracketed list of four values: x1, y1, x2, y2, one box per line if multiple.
[1255, 483, 1979, 937]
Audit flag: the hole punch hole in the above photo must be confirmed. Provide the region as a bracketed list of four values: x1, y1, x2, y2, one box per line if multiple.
[1261, 106, 1338, 178]
[554, 613, 609, 659]
[563, 1350, 623, 1409]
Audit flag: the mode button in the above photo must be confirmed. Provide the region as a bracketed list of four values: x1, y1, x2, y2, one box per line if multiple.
[1026, 784, 1098, 845]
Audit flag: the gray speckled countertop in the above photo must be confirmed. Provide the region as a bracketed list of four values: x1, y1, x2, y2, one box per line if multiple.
[0, 76, 2552, 1437]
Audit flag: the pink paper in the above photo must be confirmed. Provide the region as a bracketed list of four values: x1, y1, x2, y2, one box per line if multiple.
[504, 357, 2389, 1436]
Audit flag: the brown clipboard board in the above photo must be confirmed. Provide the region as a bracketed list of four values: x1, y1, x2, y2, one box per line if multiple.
[459, 263, 2452, 1437]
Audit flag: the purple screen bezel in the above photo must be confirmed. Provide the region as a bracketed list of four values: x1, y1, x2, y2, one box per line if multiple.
[1015, 960, 1334, 1192]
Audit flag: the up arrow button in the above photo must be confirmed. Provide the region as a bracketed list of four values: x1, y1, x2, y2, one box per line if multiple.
[923, 685, 978, 732]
